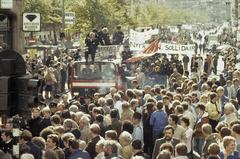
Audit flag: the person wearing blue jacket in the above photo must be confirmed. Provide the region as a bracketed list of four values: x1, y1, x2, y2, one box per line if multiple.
[68, 139, 90, 159]
[150, 100, 168, 142]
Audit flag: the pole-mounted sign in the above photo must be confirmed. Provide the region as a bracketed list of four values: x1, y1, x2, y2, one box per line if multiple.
[65, 12, 75, 25]
[23, 13, 41, 32]
[1, 0, 13, 9]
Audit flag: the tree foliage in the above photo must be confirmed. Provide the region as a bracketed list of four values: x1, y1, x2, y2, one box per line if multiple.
[24, 0, 62, 26]
[130, 3, 209, 27]
[68, 0, 130, 35]
[23, 0, 209, 36]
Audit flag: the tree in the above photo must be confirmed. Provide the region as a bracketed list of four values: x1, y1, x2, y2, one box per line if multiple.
[68, 0, 131, 37]
[24, 0, 62, 44]
[129, 3, 209, 27]
[24, 0, 51, 24]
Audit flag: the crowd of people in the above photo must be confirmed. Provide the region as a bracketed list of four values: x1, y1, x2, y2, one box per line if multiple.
[1, 24, 240, 159]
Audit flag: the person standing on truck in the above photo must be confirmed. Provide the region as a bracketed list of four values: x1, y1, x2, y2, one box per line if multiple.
[112, 25, 124, 45]
[85, 32, 99, 64]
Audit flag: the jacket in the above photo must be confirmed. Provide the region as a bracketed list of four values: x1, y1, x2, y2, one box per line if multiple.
[85, 37, 99, 54]
[0, 139, 13, 154]
[27, 141, 42, 159]
[68, 149, 90, 159]
[173, 125, 187, 143]
[28, 116, 42, 137]
[202, 134, 219, 159]
[193, 112, 209, 138]
[149, 109, 168, 131]
[85, 135, 101, 159]
[152, 137, 180, 159]
[0, 150, 12, 159]
[206, 101, 221, 121]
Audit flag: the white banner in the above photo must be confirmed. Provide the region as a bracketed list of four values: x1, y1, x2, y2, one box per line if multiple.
[157, 43, 195, 55]
[97, 45, 123, 59]
[129, 29, 159, 51]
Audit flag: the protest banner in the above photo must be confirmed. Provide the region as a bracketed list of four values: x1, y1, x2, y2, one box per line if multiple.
[96, 45, 123, 60]
[129, 29, 159, 51]
[158, 43, 195, 55]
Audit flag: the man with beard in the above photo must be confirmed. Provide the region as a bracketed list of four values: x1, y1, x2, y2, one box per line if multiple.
[152, 125, 180, 159]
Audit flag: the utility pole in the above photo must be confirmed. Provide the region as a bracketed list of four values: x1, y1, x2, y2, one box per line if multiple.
[130, 0, 134, 17]
[62, 0, 65, 32]
[61, 0, 65, 62]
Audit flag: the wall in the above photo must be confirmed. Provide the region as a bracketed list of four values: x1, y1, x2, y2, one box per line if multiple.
[0, 0, 23, 53]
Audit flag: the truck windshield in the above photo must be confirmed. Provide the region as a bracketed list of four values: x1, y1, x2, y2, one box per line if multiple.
[72, 62, 116, 80]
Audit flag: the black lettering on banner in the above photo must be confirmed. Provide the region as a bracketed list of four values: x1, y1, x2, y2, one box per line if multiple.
[165, 45, 170, 50]
[181, 46, 186, 51]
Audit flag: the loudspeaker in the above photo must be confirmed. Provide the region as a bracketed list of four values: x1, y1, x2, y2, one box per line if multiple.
[15, 77, 29, 94]
[0, 77, 14, 93]
[0, 59, 16, 76]
[0, 93, 14, 111]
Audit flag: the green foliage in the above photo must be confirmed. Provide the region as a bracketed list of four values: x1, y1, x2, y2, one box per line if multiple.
[130, 3, 209, 27]
[23, 0, 209, 36]
[24, 0, 62, 25]
[24, 0, 51, 24]
[69, 0, 131, 35]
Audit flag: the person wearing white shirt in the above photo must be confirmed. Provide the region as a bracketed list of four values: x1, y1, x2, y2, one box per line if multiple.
[113, 93, 123, 118]
[132, 112, 143, 144]
[180, 117, 193, 154]
[181, 102, 196, 129]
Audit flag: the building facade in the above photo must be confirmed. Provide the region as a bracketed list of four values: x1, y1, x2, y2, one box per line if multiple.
[0, 0, 23, 53]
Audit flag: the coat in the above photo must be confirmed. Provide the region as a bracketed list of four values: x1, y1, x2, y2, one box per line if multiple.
[27, 141, 42, 159]
[85, 37, 99, 54]
[28, 116, 42, 137]
[85, 135, 101, 159]
[108, 118, 122, 136]
[68, 149, 90, 159]
[206, 102, 221, 121]
[152, 137, 180, 159]
[0, 139, 13, 154]
[202, 134, 219, 159]
[193, 112, 209, 138]
[0, 150, 12, 159]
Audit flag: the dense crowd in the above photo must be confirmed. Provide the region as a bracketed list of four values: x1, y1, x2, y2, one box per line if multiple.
[1, 25, 240, 159]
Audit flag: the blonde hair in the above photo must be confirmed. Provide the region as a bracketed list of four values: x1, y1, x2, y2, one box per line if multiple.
[79, 116, 90, 127]
[63, 119, 79, 131]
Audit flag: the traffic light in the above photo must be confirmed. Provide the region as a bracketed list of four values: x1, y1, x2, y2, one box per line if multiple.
[16, 77, 39, 112]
